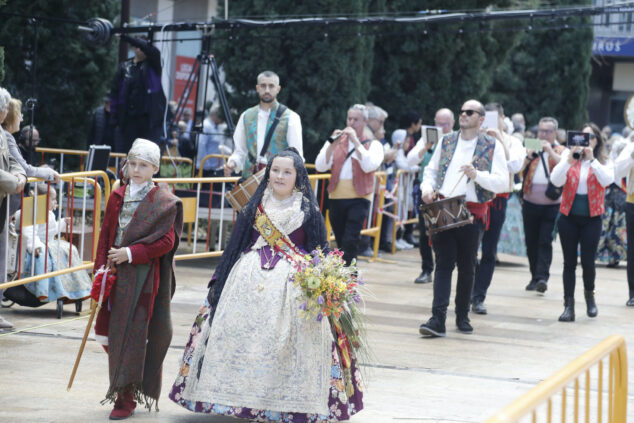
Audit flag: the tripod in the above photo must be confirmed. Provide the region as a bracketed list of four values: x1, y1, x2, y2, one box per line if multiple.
[171, 30, 234, 167]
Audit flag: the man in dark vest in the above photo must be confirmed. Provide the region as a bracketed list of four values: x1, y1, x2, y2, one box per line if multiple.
[315, 104, 384, 265]
[224, 71, 303, 178]
[418, 99, 508, 337]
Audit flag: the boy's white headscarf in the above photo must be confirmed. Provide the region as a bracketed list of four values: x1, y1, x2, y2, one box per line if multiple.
[127, 138, 160, 167]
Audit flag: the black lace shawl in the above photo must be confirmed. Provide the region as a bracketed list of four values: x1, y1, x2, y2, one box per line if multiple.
[206, 148, 329, 314]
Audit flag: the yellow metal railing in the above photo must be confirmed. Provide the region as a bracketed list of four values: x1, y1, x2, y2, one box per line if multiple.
[0, 171, 109, 291]
[485, 335, 627, 423]
[1, 169, 388, 291]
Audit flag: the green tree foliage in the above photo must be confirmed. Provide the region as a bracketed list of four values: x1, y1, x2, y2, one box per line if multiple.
[214, 0, 377, 161]
[489, 0, 593, 130]
[0, 0, 119, 150]
[369, 0, 519, 130]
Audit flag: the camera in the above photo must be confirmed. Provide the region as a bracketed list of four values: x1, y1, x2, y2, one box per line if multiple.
[572, 151, 582, 160]
[531, 151, 539, 159]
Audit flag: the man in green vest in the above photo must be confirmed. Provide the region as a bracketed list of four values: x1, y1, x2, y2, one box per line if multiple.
[224, 71, 303, 178]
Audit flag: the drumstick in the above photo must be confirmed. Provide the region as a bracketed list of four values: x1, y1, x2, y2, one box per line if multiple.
[448, 155, 478, 197]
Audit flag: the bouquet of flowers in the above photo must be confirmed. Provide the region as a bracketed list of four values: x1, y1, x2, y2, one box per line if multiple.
[291, 248, 369, 395]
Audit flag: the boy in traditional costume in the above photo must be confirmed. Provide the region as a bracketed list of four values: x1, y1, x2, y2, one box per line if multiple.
[92, 138, 183, 420]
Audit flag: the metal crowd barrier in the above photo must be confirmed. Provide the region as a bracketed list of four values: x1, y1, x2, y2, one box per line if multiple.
[0, 170, 388, 298]
[387, 169, 421, 254]
[35, 147, 194, 176]
[485, 335, 628, 423]
[0, 171, 110, 292]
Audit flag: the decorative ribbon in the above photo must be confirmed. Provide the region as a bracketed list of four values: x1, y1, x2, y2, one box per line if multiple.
[254, 204, 304, 265]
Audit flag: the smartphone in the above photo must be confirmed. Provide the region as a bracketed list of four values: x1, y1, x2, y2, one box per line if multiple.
[425, 127, 439, 146]
[482, 111, 498, 130]
[524, 138, 543, 151]
[566, 131, 590, 147]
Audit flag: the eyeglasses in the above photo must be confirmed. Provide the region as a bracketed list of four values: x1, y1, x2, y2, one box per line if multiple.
[459, 109, 482, 117]
[588, 133, 597, 140]
[538, 129, 554, 134]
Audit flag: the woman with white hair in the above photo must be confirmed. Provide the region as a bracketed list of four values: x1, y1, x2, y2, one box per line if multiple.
[0, 87, 28, 330]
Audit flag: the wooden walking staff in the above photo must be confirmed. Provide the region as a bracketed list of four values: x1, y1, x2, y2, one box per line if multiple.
[67, 267, 110, 391]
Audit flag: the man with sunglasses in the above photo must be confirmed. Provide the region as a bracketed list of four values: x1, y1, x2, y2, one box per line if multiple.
[418, 100, 508, 337]
[520, 117, 564, 294]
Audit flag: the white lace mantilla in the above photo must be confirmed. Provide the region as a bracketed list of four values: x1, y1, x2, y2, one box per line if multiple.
[251, 188, 305, 251]
[181, 189, 332, 415]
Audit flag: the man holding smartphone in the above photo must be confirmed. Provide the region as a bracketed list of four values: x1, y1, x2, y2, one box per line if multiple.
[520, 117, 564, 294]
[471, 103, 525, 314]
[407, 108, 454, 283]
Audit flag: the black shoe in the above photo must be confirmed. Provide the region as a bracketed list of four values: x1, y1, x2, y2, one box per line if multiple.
[525, 280, 538, 291]
[535, 280, 548, 293]
[606, 260, 620, 268]
[558, 297, 575, 322]
[414, 271, 432, 284]
[403, 234, 419, 248]
[379, 242, 392, 253]
[471, 300, 487, 315]
[584, 290, 598, 318]
[419, 317, 446, 337]
[456, 317, 474, 334]
[626, 292, 634, 307]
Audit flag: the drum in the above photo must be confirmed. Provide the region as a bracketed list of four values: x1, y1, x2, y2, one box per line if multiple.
[418, 195, 472, 235]
[225, 169, 265, 212]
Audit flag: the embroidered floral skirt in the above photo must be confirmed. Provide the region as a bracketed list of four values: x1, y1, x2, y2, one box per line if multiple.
[169, 298, 364, 422]
[596, 186, 627, 263]
[497, 194, 527, 257]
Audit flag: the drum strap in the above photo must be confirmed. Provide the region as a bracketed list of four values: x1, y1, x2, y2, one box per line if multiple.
[248, 105, 288, 165]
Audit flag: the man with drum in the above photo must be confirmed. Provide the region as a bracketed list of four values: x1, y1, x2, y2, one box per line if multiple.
[315, 104, 384, 265]
[407, 108, 455, 283]
[224, 71, 303, 178]
[471, 103, 525, 315]
[418, 99, 508, 337]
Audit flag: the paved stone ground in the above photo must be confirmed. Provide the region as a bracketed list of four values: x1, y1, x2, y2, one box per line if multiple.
[0, 242, 633, 422]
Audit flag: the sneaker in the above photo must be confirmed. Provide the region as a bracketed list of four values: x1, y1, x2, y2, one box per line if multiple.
[394, 239, 406, 250]
[456, 317, 474, 334]
[0, 315, 13, 330]
[471, 300, 487, 315]
[525, 280, 538, 291]
[419, 317, 446, 337]
[359, 247, 374, 257]
[535, 280, 548, 293]
[401, 239, 414, 250]
[403, 234, 419, 248]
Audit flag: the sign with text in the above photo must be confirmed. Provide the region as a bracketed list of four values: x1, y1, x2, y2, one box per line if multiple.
[592, 36, 634, 57]
[173, 55, 198, 117]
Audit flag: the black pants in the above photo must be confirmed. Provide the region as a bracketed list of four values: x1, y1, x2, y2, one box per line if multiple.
[417, 203, 434, 273]
[472, 196, 508, 302]
[329, 198, 370, 265]
[558, 213, 602, 297]
[626, 203, 634, 294]
[522, 201, 559, 283]
[114, 117, 162, 153]
[431, 222, 484, 322]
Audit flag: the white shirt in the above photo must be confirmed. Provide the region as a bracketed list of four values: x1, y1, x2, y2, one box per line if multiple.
[530, 151, 556, 185]
[504, 133, 526, 174]
[614, 141, 634, 193]
[315, 138, 384, 178]
[550, 149, 613, 193]
[421, 134, 509, 203]
[229, 106, 303, 171]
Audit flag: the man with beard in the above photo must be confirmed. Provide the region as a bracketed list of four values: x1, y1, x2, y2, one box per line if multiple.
[225, 71, 303, 178]
[418, 99, 508, 337]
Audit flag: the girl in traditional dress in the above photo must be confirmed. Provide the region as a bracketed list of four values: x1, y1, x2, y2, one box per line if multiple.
[170, 148, 364, 422]
[92, 138, 183, 420]
[15, 184, 92, 305]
